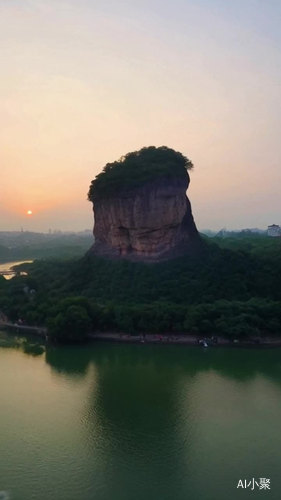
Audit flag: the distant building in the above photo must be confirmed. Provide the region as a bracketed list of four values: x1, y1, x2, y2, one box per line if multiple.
[267, 224, 281, 237]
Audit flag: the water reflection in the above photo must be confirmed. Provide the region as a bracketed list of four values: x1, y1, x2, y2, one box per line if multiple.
[1, 336, 281, 500]
[0, 260, 33, 280]
[45, 344, 92, 377]
[44, 343, 281, 500]
[45, 342, 281, 383]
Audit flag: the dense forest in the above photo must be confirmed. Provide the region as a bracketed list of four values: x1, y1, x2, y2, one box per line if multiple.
[0, 235, 281, 342]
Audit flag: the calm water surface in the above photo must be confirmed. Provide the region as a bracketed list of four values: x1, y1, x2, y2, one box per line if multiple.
[0, 261, 33, 280]
[0, 332, 281, 500]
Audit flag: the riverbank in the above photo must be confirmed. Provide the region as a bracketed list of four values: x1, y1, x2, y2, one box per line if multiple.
[0, 321, 47, 338]
[0, 260, 33, 280]
[1, 319, 281, 348]
[89, 332, 281, 348]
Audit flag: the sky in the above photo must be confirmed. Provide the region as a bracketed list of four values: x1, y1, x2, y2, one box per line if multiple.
[1, 0, 281, 232]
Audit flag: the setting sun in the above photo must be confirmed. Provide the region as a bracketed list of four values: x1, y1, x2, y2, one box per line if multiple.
[27, 210, 33, 216]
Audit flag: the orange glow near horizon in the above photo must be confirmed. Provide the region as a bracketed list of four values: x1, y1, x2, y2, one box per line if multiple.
[0, 1, 281, 231]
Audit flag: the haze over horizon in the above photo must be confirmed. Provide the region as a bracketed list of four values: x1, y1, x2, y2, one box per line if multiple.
[1, 0, 281, 232]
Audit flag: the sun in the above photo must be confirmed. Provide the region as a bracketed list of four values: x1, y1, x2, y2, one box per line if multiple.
[27, 210, 33, 216]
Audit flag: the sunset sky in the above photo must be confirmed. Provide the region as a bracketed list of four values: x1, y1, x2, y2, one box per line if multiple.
[1, 0, 281, 232]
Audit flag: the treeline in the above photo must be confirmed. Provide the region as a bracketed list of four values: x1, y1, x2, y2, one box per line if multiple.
[0, 236, 281, 342]
[213, 234, 281, 259]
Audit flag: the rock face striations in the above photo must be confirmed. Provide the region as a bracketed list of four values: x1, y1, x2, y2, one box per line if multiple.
[88, 146, 201, 261]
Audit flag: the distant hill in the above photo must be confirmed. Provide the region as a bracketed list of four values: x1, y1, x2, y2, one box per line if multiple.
[0, 231, 94, 262]
[211, 228, 266, 238]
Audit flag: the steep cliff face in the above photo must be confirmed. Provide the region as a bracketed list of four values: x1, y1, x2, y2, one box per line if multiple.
[90, 173, 200, 261]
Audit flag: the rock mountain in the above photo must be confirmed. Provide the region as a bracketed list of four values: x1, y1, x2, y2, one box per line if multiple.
[88, 146, 201, 261]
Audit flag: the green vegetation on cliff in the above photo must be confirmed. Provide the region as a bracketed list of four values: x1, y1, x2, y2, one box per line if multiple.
[88, 146, 193, 201]
[1, 236, 281, 342]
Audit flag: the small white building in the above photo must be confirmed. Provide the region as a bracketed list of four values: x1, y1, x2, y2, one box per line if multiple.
[267, 224, 281, 237]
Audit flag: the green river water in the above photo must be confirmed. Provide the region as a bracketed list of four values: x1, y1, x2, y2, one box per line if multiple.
[0, 331, 280, 500]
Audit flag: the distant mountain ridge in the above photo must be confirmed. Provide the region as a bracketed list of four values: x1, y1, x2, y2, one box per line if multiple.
[202, 228, 267, 238]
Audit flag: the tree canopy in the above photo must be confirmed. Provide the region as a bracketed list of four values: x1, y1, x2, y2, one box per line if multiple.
[2, 236, 281, 342]
[88, 146, 193, 201]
